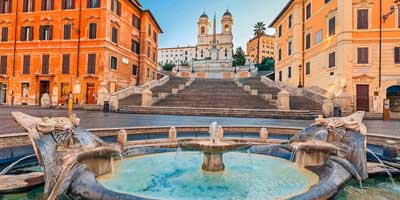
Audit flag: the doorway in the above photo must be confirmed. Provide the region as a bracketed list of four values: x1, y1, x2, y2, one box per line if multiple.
[387, 85, 400, 112]
[86, 83, 96, 104]
[356, 84, 369, 112]
[39, 81, 50, 105]
[0, 83, 6, 104]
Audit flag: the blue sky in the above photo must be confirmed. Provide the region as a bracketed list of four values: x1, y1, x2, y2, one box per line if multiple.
[141, 0, 287, 49]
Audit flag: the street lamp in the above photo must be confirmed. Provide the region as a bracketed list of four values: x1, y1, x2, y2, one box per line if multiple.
[191, 59, 195, 73]
[177, 61, 180, 72]
[298, 64, 303, 88]
[248, 59, 251, 72]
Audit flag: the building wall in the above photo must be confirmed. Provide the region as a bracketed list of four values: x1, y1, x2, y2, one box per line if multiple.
[0, 0, 161, 105]
[271, 0, 400, 113]
[158, 46, 197, 65]
[246, 34, 275, 64]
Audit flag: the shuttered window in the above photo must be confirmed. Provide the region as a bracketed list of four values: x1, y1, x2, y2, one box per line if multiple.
[278, 25, 282, 37]
[112, 27, 118, 44]
[21, 26, 33, 41]
[132, 14, 140, 29]
[288, 41, 292, 55]
[62, 54, 70, 74]
[305, 33, 311, 49]
[23, 55, 30, 74]
[0, 56, 7, 74]
[278, 48, 282, 61]
[62, 0, 74, 10]
[357, 9, 368, 29]
[111, 0, 121, 16]
[395, 47, 400, 64]
[329, 52, 336, 68]
[0, 0, 12, 14]
[328, 17, 336, 36]
[110, 56, 117, 70]
[1, 27, 7, 42]
[23, 0, 34, 12]
[41, 0, 53, 11]
[132, 65, 138, 76]
[131, 40, 140, 54]
[88, 23, 97, 39]
[87, 54, 96, 74]
[288, 67, 292, 78]
[63, 24, 72, 40]
[357, 48, 369, 64]
[306, 3, 311, 19]
[39, 25, 53, 40]
[42, 55, 49, 74]
[288, 15, 292, 28]
[305, 62, 310, 75]
[87, 0, 100, 8]
[279, 71, 282, 81]
[398, 8, 400, 28]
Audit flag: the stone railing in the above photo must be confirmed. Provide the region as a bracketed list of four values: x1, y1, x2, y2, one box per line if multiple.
[260, 76, 327, 104]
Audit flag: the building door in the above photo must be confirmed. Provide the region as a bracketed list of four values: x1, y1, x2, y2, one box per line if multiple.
[356, 84, 369, 112]
[86, 84, 96, 104]
[387, 85, 400, 112]
[0, 83, 6, 104]
[39, 81, 50, 105]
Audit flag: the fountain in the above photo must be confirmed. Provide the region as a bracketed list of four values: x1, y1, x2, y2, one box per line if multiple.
[178, 122, 250, 171]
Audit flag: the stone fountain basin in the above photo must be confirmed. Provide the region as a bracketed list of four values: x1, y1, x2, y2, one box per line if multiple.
[178, 139, 251, 153]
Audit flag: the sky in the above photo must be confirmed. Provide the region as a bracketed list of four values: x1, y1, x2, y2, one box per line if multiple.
[140, 0, 288, 49]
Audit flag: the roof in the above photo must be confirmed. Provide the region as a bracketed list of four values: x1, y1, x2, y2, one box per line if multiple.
[247, 34, 275, 44]
[200, 12, 209, 18]
[143, 10, 164, 33]
[268, 0, 294, 28]
[158, 46, 197, 50]
[223, 9, 232, 17]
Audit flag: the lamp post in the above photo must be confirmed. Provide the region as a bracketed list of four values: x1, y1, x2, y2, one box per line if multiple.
[234, 59, 237, 74]
[248, 59, 251, 72]
[177, 61, 180, 72]
[191, 59, 195, 73]
[298, 64, 303, 88]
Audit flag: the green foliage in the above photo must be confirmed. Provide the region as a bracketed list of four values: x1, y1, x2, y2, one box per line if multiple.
[233, 47, 246, 66]
[256, 57, 275, 71]
[162, 63, 176, 71]
[253, 22, 266, 37]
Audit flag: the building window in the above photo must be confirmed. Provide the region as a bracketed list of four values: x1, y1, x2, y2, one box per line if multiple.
[1, 27, 8, 42]
[61, 83, 70, 98]
[146, 68, 150, 78]
[23, 0, 35, 12]
[63, 24, 72, 40]
[41, 54, 49, 74]
[278, 25, 282, 37]
[357, 9, 369, 30]
[148, 24, 152, 35]
[0, 0, 12, 14]
[132, 64, 138, 76]
[0, 55, 6, 74]
[305, 33, 311, 49]
[278, 48, 282, 61]
[41, 0, 53, 11]
[62, 0, 74, 10]
[132, 14, 140, 29]
[225, 48, 228, 57]
[200, 49, 204, 58]
[111, 27, 118, 44]
[87, 0, 100, 8]
[21, 83, 29, 97]
[288, 67, 292, 78]
[329, 52, 336, 68]
[131, 40, 140, 54]
[288, 41, 292, 56]
[110, 56, 118, 70]
[111, 0, 121, 16]
[21, 26, 33, 41]
[39, 25, 53, 40]
[87, 54, 96, 74]
[88, 23, 97, 39]
[279, 71, 282, 81]
[328, 17, 336, 36]
[305, 62, 310, 75]
[315, 30, 322, 44]
[288, 14, 292, 28]
[147, 46, 151, 58]
[153, 31, 157, 42]
[23, 55, 30, 74]
[394, 47, 400, 64]
[62, 54, 70, 74]
[357, 47, 369, 64]
[398, 7, 400, 28]
[306, 3, 311, 19]
[325, 0, 331, 3]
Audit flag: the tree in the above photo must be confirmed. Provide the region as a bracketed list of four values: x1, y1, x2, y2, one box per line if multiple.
[162, 63, 175, 71]
[256, 57, 275, 71]
[233, 47, 246, 66]
[253, 22, 266, 64]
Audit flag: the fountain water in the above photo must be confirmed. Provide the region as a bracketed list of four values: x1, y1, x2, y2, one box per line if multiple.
[0, 154, 36, 175]
[367, 148, 396, 184]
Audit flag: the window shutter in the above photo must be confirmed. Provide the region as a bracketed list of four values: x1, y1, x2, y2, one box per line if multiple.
[48, 25, 53, 40]
[8, 0, 12, 13]
[50, 0, 54, 10]
[39, 26, 43, 40]
[62, 54, 70, 74]
[87, 0, 90, 8]
[42, 55, 49, 74]
[23, 0, 28, 12]
[71, 0, 75, 9]
[21, 27, 26, 41]
[62, 0, 65, 9]
[41, 0, 45, 10]
[23, 55, 30, 74]
[29, 26, 33, 40]
[1, 27, 8, 41]
[395, 47, 400, 64]
[0, 56, 7, 74]
[117, 1, 121, 16]
[111, 0, 114, 11]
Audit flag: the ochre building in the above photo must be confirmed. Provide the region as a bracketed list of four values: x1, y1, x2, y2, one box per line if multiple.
[270, 0, 400, 113]
[246, 34, 275, 64]
[0, 0, 162, 105]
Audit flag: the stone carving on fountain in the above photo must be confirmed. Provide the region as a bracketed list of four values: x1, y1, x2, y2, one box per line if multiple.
[12, 112, 151, 200]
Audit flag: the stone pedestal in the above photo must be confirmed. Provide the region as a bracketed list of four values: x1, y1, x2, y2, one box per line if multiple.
[109, 96, 118, 111]
[169, 127, 177, 142]
[202, 152, 224, 171]
[141, 88, 153, 106]
[277, 89, 290, 110]
[322, 99, 334, 117]
[40, 93, 51, 108]
[117, 129, 127, 151]
[260, 128, 269, 142]
[51, 87, 58, 106]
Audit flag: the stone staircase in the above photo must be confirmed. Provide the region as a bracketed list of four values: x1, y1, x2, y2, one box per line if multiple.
[154, 79, 276, 109]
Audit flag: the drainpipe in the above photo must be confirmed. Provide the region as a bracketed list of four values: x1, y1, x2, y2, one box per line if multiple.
[379, 0, 382, 88]
[77, 0, 82, 78]
[301, 0, 305, 88]
[12, 0, 19, 77]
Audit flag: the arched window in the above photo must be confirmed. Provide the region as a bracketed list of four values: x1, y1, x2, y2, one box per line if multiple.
[201, 26, 205, 34]
[225, 48, 228, 57]
[200, 49, 204, 58]
[224, 24, 230, 32]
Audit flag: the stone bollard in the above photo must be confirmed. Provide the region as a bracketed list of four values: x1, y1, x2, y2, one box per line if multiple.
[216, 126, 224, 142]
[118, 129, 127, 151]
[169, 127, 177, 142]
[109, 95, 119, 111]
[250, 89, 258, 96]
[243, 85, 251, 92]
[179, 84, 185, 90]
[277, 89, 290, 110]
[260, 128, 269, 142]
[172, 88, 179, 94]
[322, 99, 334, 117]
[40, 93, 51, 108]
[141, 88, 153, 106]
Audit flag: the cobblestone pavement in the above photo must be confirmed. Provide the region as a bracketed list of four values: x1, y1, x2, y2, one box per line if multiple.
[0, 107, 398, 138]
